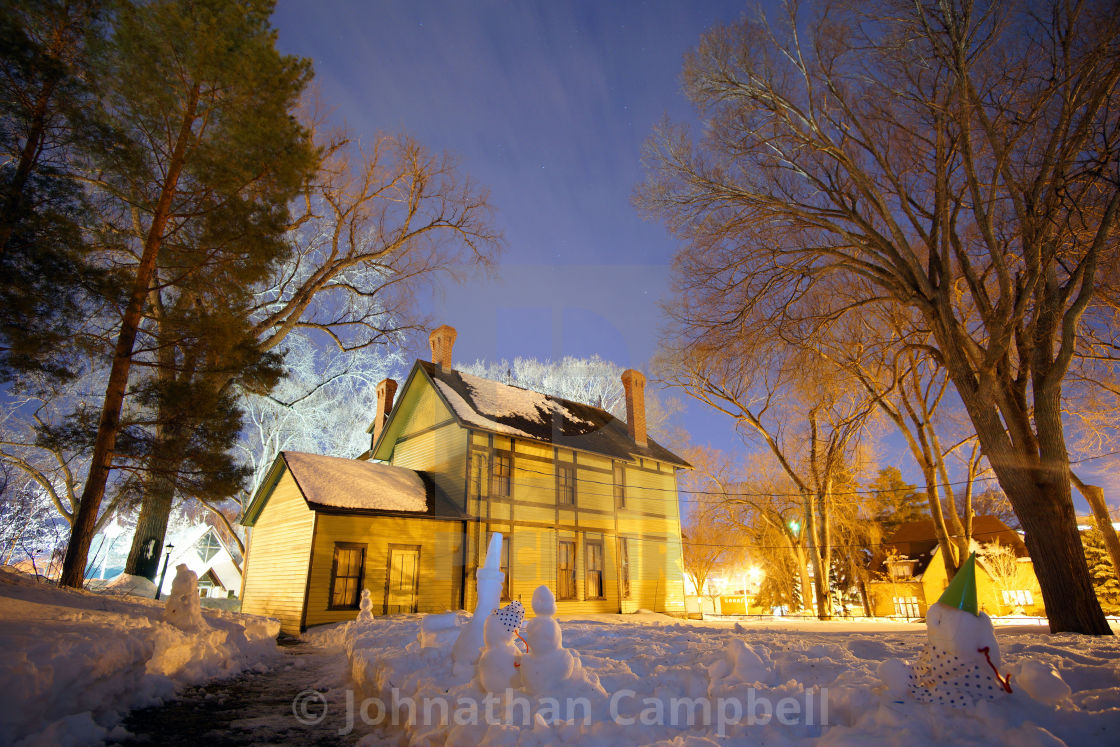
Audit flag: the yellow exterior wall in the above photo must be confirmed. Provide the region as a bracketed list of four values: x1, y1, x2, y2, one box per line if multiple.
[240, 470, 315, 634]
[868, 552, 1045, 617]
[393, 422, 468, 513]
[304, 514, 464, 627]
[386, 377, 468, 513]
[457, 433, 687, 616]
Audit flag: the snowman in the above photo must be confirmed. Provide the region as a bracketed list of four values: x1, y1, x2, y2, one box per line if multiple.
[356, 588, 375, 623]
[520, 585, 576, 693]
[520, 585, 605, 697]
[477, 599, 525, 693]
[905, 553, 1013, 706]
[163, 564, 208, 631]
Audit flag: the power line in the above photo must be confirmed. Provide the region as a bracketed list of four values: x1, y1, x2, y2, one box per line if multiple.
[559, 526, 1021, 552]
[499, 448, 1120, 504]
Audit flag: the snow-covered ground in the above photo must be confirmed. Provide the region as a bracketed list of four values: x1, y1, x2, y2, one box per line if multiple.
[0, 566, 281, 746]
[342, 611, 1120, 746]
[3, 560, 1119, 747]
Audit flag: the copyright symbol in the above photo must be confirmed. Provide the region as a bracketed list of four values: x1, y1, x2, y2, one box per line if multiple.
[292, 689, 328, 725]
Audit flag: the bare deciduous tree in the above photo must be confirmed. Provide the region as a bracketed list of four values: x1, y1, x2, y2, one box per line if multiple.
[681, 507, 740, 612]
[639, 0, 1119, 633]
[977, 541, 1023, 614]
[659, 333, 875, 619]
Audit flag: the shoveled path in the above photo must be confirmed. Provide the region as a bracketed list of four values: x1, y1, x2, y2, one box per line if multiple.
[116, 640, 375, 746]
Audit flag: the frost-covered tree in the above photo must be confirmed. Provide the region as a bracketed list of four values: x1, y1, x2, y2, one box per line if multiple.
[0, 471, 71, 573]
[458, 355, 679, 441]
[1083, 529, 1120, 615]
[977, 541, 1022, 614]
[236, 333, 404, 510]
[0, 361, 126, 535]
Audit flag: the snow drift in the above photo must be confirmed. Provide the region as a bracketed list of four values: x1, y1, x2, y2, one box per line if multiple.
[0, 565, 280, 746]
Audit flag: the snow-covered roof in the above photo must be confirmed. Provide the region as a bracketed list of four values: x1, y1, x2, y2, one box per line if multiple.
[281, 451, 429, 513]
[419, 361, 689, 467]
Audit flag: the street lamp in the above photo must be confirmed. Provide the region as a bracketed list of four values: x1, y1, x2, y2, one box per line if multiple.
[154, 544, 174, 600]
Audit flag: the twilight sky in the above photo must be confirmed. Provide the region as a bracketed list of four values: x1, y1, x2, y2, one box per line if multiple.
[272, 0, 760, 455]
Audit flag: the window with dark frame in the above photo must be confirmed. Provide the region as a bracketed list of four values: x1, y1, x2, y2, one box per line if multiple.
[619, 537, 631, 599]
[196, 531, 221, 562]
[470, 452, 487, 499]
[492, 451, 511, 497]
[585, 539, 604, 599]
[613, 462, 625, 509]
[557, 463, 575, 505]
[329, 543, 366, 609]
[558, 540, 576, 600]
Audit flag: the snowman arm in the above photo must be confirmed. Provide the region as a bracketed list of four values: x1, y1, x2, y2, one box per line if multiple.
[978, 646, 1013, 693]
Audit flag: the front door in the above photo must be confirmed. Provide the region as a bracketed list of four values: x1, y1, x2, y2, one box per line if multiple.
[384, 544, 420, 614]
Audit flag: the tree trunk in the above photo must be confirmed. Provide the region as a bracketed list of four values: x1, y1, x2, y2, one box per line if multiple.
[0, 80, 57, 254]
[123, 462, 182, 580]
[805, 493, 832, 620]
[922, 464, 959, 577]
[791, 542, 813, 614]
[58, 85, 200, 588]
[933, 444, 970, 562]
[930, 305, 1111, 634]
[961, 385, 1110, 633]
[1072, 472, 1120, 587]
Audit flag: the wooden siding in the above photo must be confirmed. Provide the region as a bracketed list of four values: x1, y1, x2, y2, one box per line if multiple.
[304, 514, 464, 627]
[393, 422, 468, 514]
[386, 376, 469, 514]
[457, 434, 687, 615]
[239, 470, 315, 634]
[401, 376, 454, 434]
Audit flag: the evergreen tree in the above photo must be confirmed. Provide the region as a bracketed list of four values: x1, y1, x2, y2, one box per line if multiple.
[59, 0, 316, 587]
[868, 466, 927, 539]
[0, 0, 105, 383]
[1083, 528, 1120, 615]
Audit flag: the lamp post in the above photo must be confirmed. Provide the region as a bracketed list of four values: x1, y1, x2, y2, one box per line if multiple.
[154, 544, 174, 600]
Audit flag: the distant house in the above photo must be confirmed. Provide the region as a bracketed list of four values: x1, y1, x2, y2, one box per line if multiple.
[866, 516, 1044, 618]
[160, 524, 243, 600]
[239, 326, 690, 634]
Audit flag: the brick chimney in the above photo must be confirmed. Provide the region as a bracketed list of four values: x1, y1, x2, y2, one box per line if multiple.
[429, 325, 457, 370]
[372, 377, 398, 447]
[621, 369, 647, 447]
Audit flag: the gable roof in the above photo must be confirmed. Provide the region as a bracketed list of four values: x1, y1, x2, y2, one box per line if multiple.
[871, 515, 1028, 577]
[282, 451, 429, 512]
[242, 451, 447, 526]
[393, 361, 689, 467]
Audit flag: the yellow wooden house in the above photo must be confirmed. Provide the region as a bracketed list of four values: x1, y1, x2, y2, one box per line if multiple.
[866, 516, 1045, 618]
[239, 326, 690, 633]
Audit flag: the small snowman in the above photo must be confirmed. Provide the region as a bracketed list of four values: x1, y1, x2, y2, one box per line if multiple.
[906, 553, 1012, 706]
[356, 588, 374, 623]
[521, 585, 576, 693]
[477, 599, 525, 693]
[520, 585, 604, 697]
[163, 563, 208, 631]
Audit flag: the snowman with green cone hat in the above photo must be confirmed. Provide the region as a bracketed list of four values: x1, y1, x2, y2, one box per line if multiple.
[884, 553, 1014, 706]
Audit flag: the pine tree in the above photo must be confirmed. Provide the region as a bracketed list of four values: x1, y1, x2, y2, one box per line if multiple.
[1083, 529, 1120, 615]
[0, 0, 104, 383]
[868, 466, 927, 539]
[59, 0, 316, 587]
